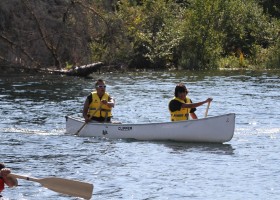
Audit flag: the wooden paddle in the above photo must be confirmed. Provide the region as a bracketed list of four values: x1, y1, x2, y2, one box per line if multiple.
[9, 173, 93, 199]
[74, 105, 101, 136]
[204, 101, 211, 118]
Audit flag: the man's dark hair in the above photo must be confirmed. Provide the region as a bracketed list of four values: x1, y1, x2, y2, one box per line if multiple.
[174, 83, 188, 97]
[95, 79, 105, 87]
[0, 163, 5, 170]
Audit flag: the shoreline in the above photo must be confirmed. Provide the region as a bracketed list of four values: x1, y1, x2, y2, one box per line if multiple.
[1, 64, 278, 77]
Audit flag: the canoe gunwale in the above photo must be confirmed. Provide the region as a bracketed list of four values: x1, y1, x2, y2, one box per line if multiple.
[66, 113, 235, 126]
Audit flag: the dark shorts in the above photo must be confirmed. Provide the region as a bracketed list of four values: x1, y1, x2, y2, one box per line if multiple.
[90, 116, 111, 122]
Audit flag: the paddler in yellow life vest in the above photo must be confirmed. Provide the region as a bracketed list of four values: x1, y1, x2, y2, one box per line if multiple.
[169, 83, 213, 121]
[83, 79, 115, 123]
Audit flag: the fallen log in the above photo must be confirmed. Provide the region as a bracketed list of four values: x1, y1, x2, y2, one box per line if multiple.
[64, 62, 104, 77]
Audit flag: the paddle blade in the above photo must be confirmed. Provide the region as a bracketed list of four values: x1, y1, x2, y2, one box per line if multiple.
[39, 177, 93, 199]
[10, 174, 93, 199]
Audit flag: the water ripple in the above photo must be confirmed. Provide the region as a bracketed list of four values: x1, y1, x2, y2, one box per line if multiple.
[0, 71, 280, 199]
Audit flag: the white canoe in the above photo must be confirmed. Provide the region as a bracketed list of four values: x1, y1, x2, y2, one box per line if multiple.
[65, 113, 235, 143]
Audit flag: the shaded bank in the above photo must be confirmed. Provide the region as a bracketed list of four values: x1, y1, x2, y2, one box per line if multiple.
[1, 1, 279, 71]
[0, 62, 127, 77]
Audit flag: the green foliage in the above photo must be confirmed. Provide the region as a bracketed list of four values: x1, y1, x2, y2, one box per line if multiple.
[222, 0, 275, 55]
[139, 1, 185, 68]
[114, 0, 185, 68]
[65, 61, 73, 70]
[257, 0, 280, 18]
[178, 0, 225, 70]
[89, 0, 280, 70]
[265, 39, 280, 69]
[175, 0, 278, 70]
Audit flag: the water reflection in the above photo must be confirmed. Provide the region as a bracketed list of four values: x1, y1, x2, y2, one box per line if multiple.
[161, 141, 234, 155]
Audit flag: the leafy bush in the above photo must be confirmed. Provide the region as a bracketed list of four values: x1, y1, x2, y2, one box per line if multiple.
[265, 39, 280, 69]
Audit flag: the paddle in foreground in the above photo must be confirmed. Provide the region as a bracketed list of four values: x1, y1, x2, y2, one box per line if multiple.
[9, 174, 93, 199]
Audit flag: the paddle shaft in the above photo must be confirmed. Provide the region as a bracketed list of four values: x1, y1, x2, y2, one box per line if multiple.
[74, 121, 88, 136]
[10, 173, 38, 182]
[204, 101, 211, 118]
[75, 105, 101, 136]
[9, 173, 93, 199]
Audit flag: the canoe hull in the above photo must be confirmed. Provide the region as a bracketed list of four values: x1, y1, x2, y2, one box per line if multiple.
[65, 113, 235, 143]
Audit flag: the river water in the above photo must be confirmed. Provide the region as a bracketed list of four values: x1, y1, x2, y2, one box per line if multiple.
[0, 70, 279, 200]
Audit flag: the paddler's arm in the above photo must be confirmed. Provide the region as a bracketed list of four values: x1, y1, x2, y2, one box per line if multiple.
[101, 96, 115, 108]
[181, 98, 213, 108]
[83, 98, 91, 122]
[1, 168, 17, 187]
[190, 113, 198, 119]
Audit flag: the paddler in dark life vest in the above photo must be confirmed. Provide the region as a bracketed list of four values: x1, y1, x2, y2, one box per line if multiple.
[83, 79, 115, 123]
[0, 163, 18, 197]
[169, 83, 212, 121]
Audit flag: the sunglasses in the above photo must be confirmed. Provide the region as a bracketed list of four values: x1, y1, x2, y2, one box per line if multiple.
[96, 85, 106, 88]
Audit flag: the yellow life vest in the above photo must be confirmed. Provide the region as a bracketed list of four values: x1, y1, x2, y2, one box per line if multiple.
[170, 97, 191, 121]
[88, 92, 112, 118]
